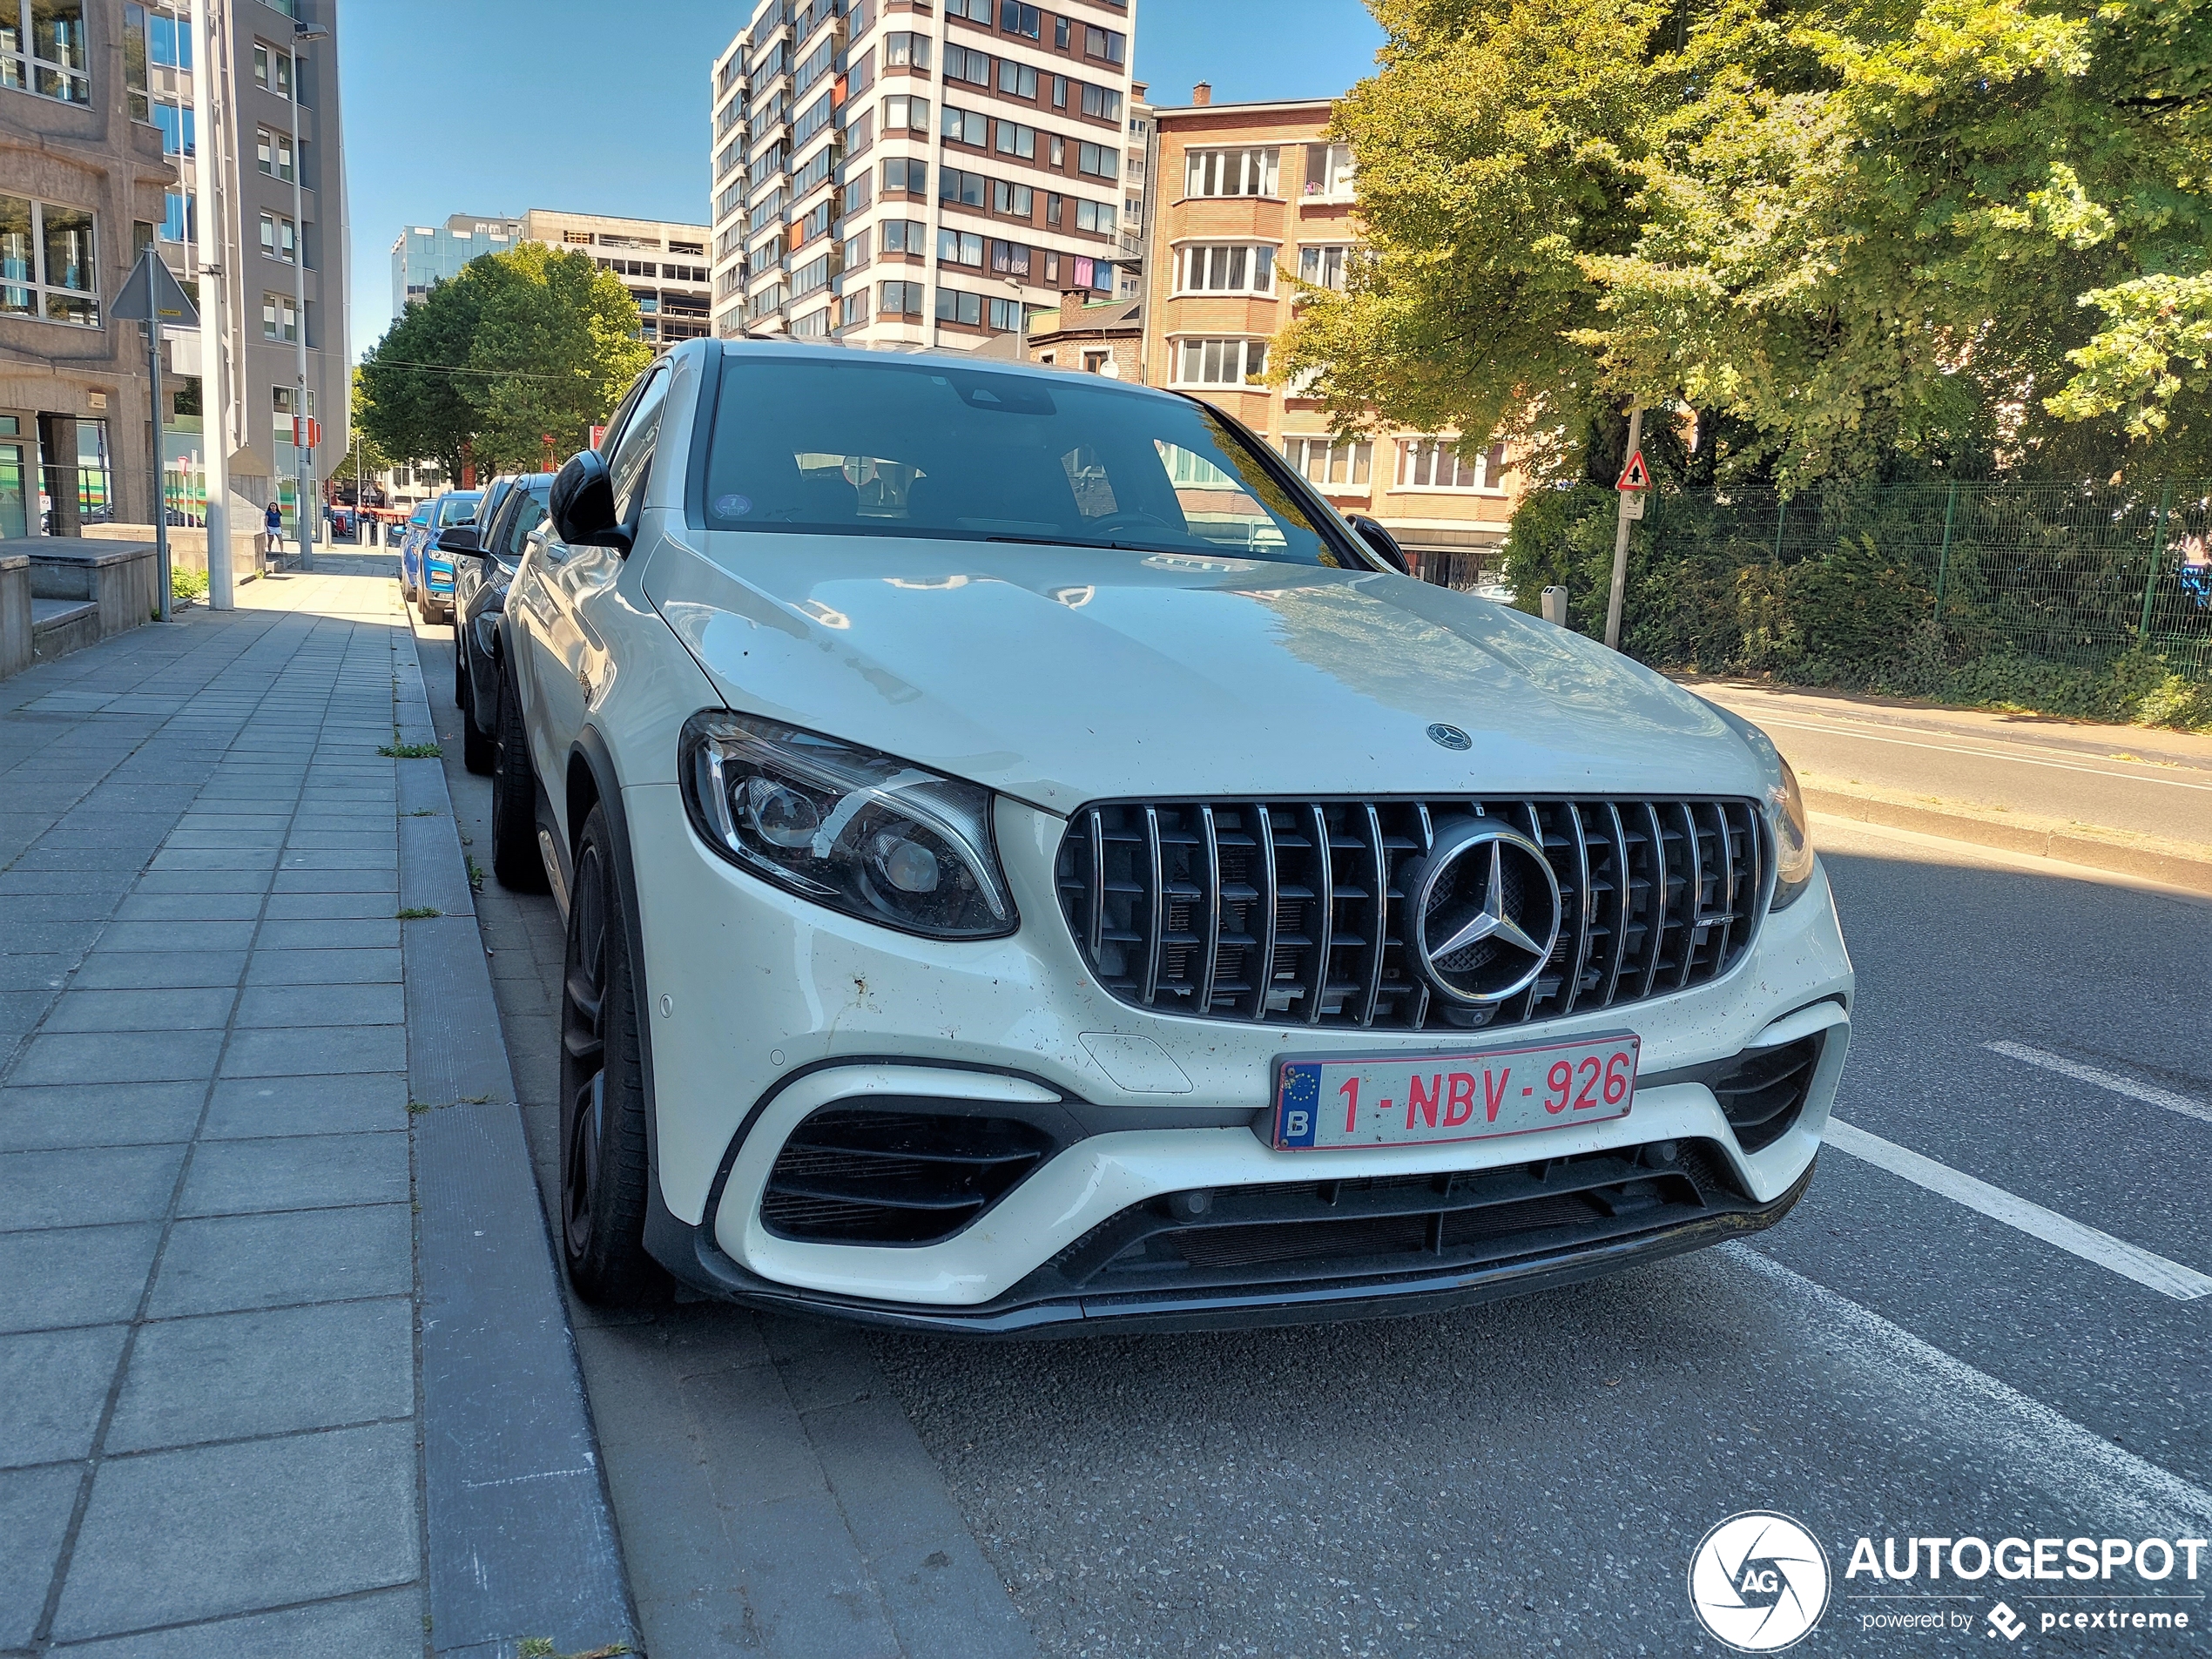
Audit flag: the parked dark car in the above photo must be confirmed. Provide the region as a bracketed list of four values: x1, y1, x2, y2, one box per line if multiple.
[451, 472, 553, 773]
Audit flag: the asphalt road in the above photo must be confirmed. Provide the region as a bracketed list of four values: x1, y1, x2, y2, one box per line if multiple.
[1688, 679, 2212, 848]
[388, 563, 2212, 1658]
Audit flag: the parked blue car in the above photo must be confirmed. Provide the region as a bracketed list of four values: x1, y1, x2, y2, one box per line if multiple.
[401, 489, 482, 624]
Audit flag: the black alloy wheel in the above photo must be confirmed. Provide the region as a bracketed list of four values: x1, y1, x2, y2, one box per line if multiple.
[457, 639, 496, 774]
[557, 805, 659, 1304]
[489, 662, 549, 891]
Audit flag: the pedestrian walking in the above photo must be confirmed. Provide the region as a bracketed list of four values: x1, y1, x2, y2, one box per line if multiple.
[264, 499, 282, 559]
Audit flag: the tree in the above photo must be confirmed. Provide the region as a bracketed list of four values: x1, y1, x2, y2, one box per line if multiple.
[1278, 0, 2212, 486]
[357, 245, 651, 483]
[325, 367, 396, 486]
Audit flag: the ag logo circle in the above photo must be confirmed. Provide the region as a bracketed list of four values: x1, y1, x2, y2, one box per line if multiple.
[1688, 1511, 1831, 1652]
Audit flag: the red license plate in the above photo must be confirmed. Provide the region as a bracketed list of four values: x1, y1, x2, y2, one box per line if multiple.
[1270, 1034, 1640, 1150]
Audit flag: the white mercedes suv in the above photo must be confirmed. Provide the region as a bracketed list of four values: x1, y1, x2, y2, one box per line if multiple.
[493, 339, 1852, 1333]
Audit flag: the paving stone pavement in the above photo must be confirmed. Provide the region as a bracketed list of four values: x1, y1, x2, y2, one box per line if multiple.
[0, 572, 428, 1657]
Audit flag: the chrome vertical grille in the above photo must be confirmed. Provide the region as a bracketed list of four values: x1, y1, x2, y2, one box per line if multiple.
[1055, 798, 1767, 1034]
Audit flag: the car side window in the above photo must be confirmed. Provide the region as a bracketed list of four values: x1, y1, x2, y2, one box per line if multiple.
[506, 491, 550, 558]
[605, 368, 671, 528]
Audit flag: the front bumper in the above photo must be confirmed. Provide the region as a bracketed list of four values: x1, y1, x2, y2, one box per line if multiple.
[626, 785, 1853, 1324]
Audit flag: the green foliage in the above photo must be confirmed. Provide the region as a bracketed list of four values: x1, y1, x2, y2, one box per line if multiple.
[1283, 0, 2212, 486]
[168, 566, 207, 603]
[1502, 480, 2212, 728]
[358, 246, 651, 483]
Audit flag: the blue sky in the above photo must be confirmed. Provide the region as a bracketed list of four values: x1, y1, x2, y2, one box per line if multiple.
[337, 0, 1386, 357]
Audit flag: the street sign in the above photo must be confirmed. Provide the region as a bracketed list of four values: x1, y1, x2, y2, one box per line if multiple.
[1616, 449, 1651, 492]
[111, 249, 199, 327]
[293, 415, 321, 449]
[1622, 492, 1646, 520]
[590, 424, 608, 450]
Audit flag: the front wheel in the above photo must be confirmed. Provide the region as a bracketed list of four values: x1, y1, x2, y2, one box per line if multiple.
[558, 804, 660, 1305]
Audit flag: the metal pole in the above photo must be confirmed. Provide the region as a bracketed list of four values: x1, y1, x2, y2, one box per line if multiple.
[289, 30, 312, 568]
[147, 319, 171, 620]
[190, 0, 231, 608]
[1602, 403, 1643, 651]
[2140, 479, 2173, 644]
[1932, 480, 1958, 623]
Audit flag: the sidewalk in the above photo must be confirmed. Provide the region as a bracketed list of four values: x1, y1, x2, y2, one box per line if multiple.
[0, 569, 631, 1658]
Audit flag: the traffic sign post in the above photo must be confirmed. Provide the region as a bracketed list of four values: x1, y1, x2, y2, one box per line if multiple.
[112, 250, 200, 622]
[1603, 408, 1647, 651]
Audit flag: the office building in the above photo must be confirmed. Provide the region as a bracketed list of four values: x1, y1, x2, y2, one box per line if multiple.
[1142, 87, 1522, 581]
[711, 0, 1141, 353]
[389, 208, 711, 352]
[390, 213, 524, 317]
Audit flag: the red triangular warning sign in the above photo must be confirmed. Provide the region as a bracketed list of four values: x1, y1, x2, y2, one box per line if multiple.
[1616, 450, 1652, 491]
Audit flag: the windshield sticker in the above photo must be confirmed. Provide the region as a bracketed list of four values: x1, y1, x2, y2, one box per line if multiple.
[714, 493, 752, 518]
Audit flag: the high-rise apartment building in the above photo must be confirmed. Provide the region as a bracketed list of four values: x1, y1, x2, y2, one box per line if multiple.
[0, 0, 349, 541]
[710, 0, 1140, 353]
[1142, 88, 1521, 582]
[388, 209, 711, 353]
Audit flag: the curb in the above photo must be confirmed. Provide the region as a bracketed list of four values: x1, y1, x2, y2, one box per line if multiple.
[393, 628, 642, 1659]
[1804, 785, 2212, 895]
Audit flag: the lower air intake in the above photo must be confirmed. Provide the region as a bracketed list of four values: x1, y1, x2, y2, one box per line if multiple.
[761, 1107, 1056, 1246]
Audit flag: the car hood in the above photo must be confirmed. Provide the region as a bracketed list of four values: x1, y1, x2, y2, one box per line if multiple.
[643, 529, 1764, 814]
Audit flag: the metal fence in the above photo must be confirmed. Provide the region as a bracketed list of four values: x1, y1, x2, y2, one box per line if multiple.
[1631, 479, 2212, 681]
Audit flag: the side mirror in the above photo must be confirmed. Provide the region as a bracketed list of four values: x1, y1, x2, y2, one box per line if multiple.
[1347, 515, 1410, 576]
[435, 525, 481, 556]
[549, 448, 630, 552]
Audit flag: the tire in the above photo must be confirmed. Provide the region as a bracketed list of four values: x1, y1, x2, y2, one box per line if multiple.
[454, 637, 469, 709]
[490, 663, 550, 892]
[558, 804, 661, 1305]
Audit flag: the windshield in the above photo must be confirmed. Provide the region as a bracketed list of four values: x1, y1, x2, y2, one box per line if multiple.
[701, 355, 1349, 566]
[437, 494, 482, 527]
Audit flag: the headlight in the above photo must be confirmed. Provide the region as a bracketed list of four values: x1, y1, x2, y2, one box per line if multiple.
[1768, 753, 1815, 910]
[679, 711, 1016, 940]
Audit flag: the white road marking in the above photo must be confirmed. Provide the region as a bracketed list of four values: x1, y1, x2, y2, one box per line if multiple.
[1824, 1118, 2212, 1301]
[1723, 1244, 2212, 1529]
[1745, 713, 2212, 792]
[1986, 1040, 2212, 1128]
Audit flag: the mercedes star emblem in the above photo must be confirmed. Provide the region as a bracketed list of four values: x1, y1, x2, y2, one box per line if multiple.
[1406, 821, 1563, 1004]
[1426, 723, 1473, 751]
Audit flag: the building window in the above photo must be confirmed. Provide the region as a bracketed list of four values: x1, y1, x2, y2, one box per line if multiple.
[882, 93, 929, 131]
[253, 43, 293, 98]
[1286, 438, 1372, 489]
[843, 229, 871, 270]
[1083, 348, 1111, 374]
[1396, 437, 1507, 491]
[256, 126, 293, 181]
[1055, 16, 1069, 48]
[151, 99, 197, 157]
[271, 385, 316, 421]
[939, 166, 986, 208]
[840, 289, 870, 328]
[996, 59, 1037, 98]
[1185, 147, 1279, 199]
[1177, 245, 1275, 295]
[945, 43, 990, 85]
[941, 105, 988, 147]
[995, 119, 1036, 160]
[1079, 82, 1121, 120]
[260, 212, 296, 263]
[1298, 245, 1352, 291]
[937, 227, 983, 266]
[991, 179, 1033, 218]
[1071, 198, 1113, 234]
[0, 196, 98, 327]
[934, 287, 985, 327]
[880, 279, 924, 317]
[948, 0, 990, 21]
[1303, 142, 1357, 199]
[879, 219, 926, 254]
[989, 296, 1023, 331]
[4, 0, 90, 105]
[1077, 141, 1118, 180]
[792, 306, 832, 338]
[1082, 25, 1125, 63]
[884, 32, 930, 70]
[988, 238, 1028, 275]
[998, 0, 1040, 37]
[1173, 338, 1268, 388]
[792, 253, 833, 299]
[883, 157, 928, 196]
[261, 291, 297, 341]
